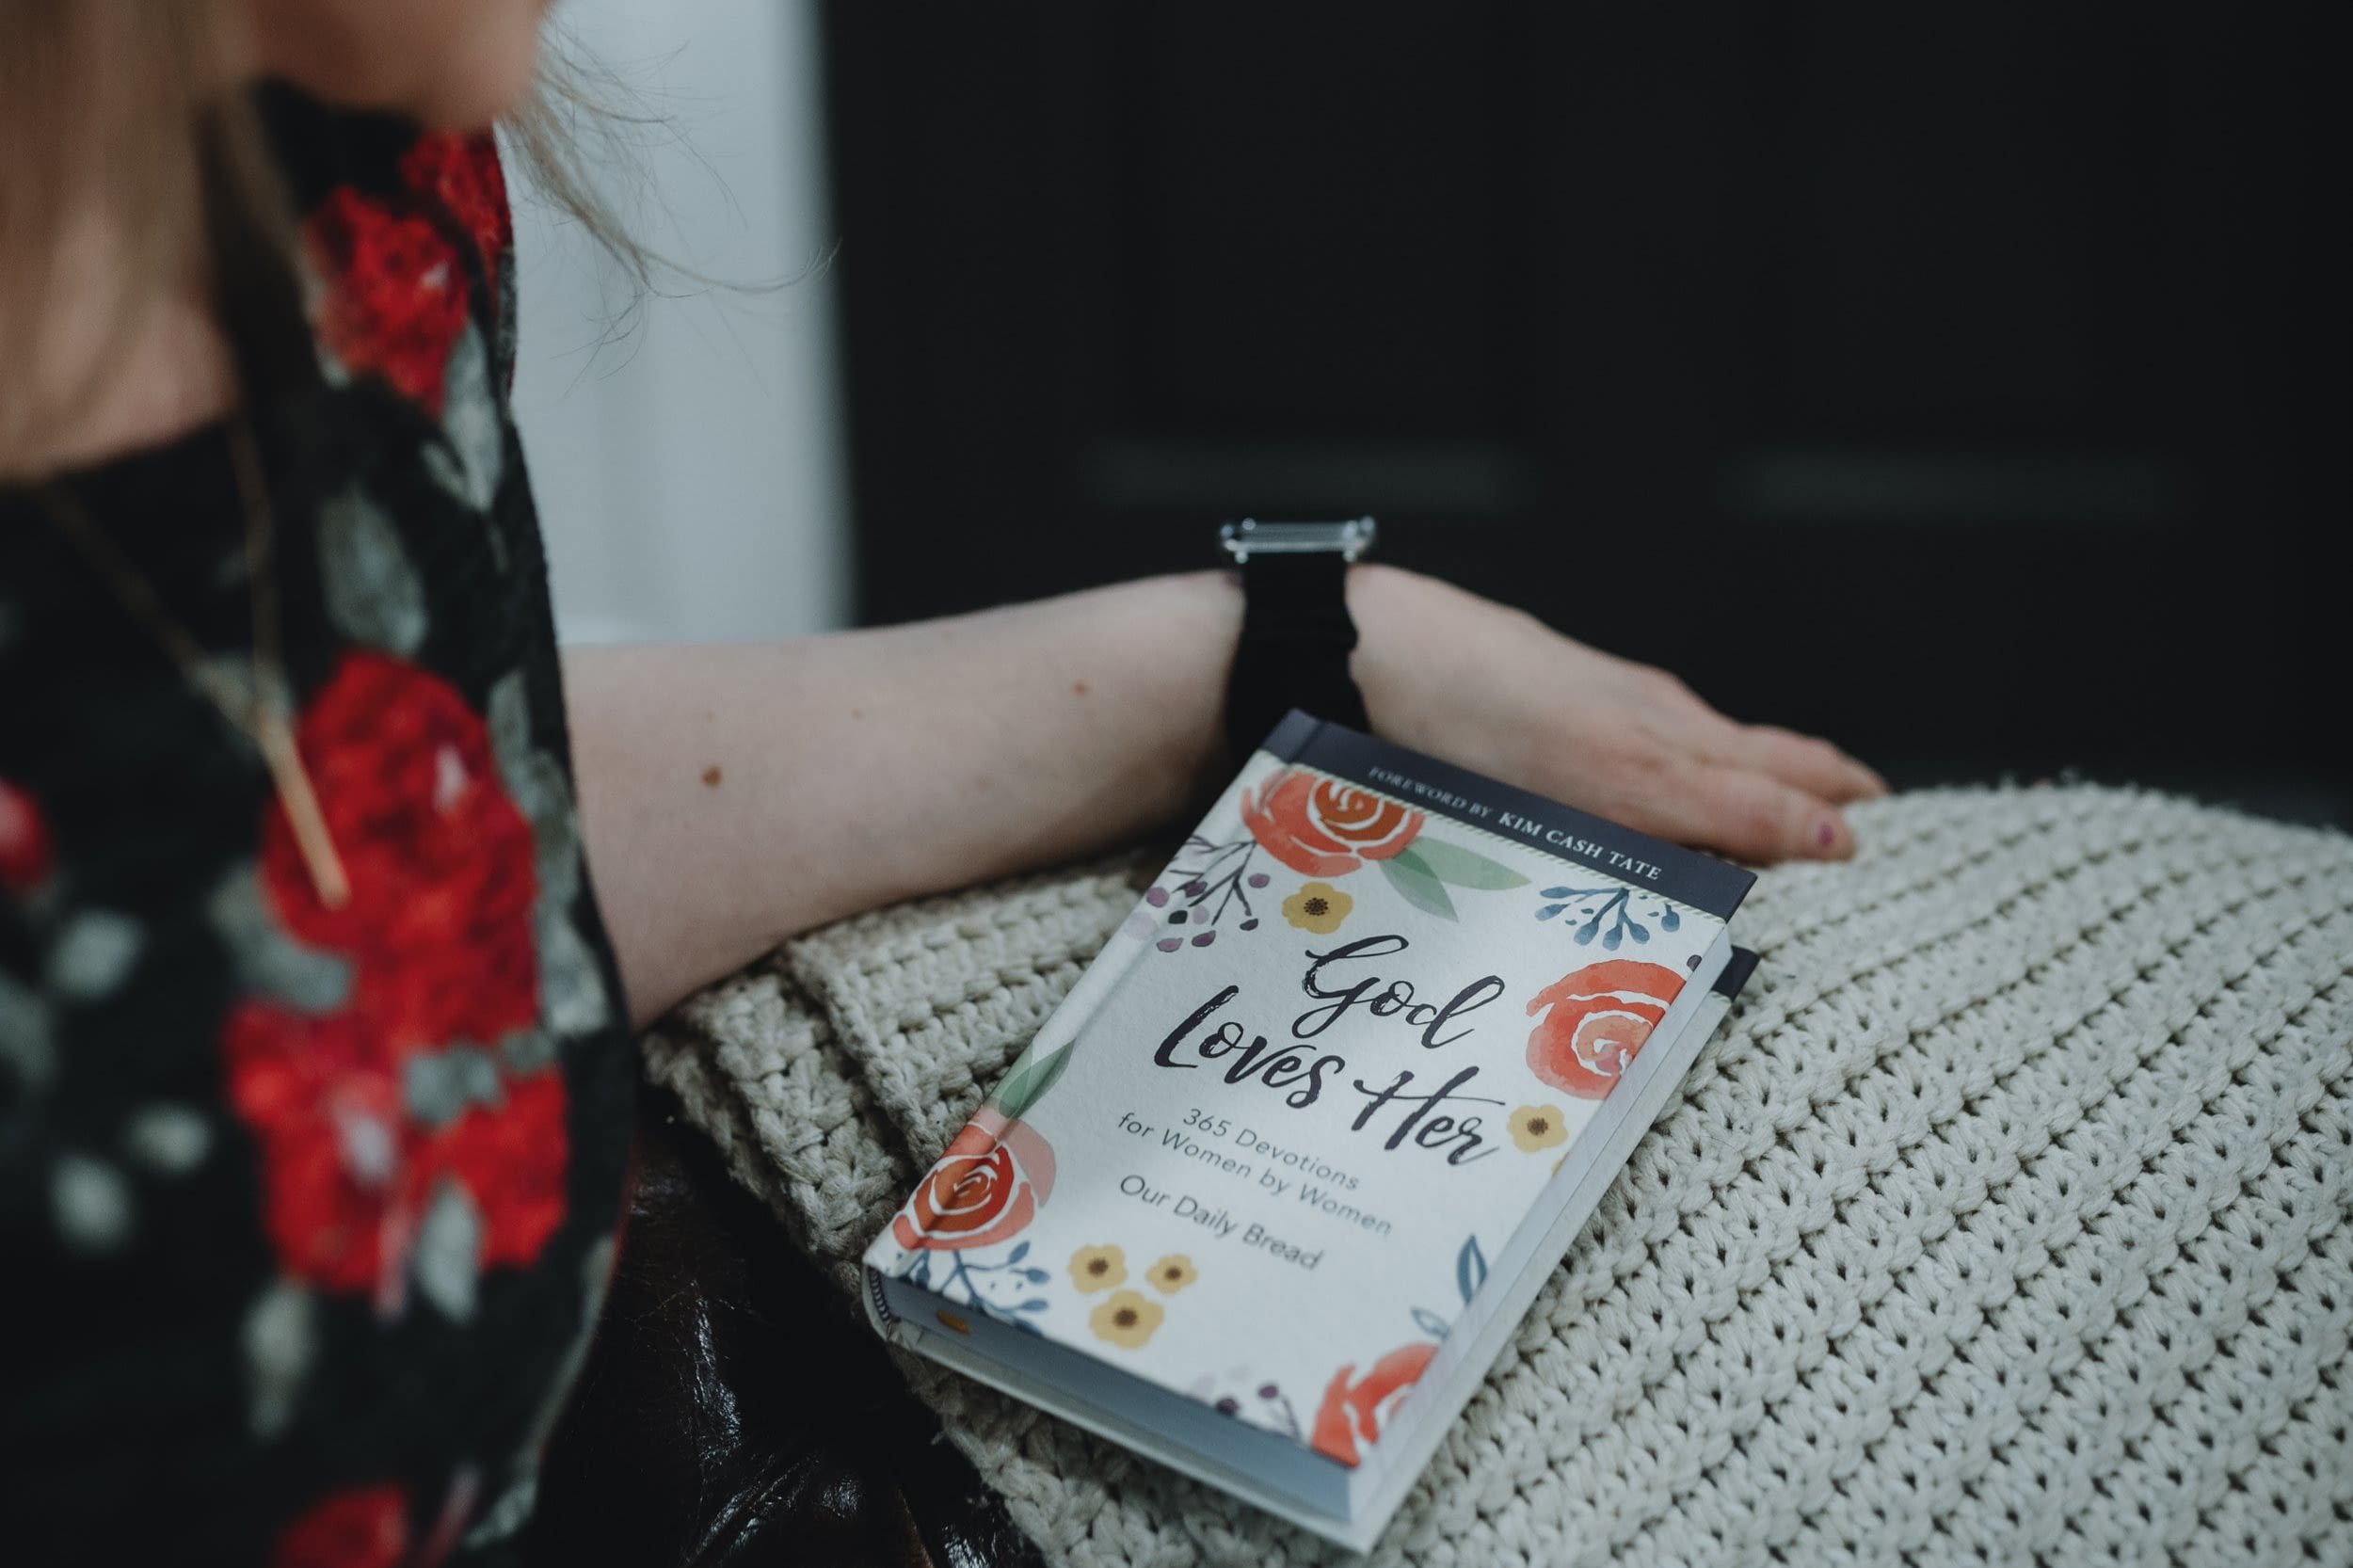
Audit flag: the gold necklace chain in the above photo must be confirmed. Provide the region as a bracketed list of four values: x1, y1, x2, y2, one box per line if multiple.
[38, 415, 351, 909]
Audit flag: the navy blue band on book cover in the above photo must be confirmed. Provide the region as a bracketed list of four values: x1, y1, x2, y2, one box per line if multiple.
[1257, 710, 1757, 920]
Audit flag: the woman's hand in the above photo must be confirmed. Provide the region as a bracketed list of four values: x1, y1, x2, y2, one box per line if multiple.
[1349, 566, 1885, 864]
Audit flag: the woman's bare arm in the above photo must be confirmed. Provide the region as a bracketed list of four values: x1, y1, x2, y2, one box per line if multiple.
[567, 571, 1240, 1025]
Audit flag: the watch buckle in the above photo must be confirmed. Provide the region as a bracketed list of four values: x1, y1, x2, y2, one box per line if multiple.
[1219, 516, 1377, 565]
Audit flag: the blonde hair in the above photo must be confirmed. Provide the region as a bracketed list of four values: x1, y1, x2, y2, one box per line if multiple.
[0, 0, 648, 469]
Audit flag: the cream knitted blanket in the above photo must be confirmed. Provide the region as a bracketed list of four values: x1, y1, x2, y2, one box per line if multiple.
[641, 786, 2353, 1567]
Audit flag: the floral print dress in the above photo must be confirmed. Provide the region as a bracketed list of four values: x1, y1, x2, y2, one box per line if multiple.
[0, 88, 635, 1567]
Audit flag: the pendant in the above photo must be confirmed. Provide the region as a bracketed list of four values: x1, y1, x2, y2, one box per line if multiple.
[257, 719, 352, 910]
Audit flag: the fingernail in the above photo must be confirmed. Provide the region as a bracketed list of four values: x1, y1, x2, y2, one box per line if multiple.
[1813, 815, 1844, 856]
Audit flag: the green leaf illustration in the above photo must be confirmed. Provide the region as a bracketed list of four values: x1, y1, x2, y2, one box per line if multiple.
[992, 1041, 1074, 1121]
[1380, 852, 1458, 920]
[1405, 838, 1532, 890]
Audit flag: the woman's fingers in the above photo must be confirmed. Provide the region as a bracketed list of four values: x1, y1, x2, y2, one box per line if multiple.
[1723, 722, 1888, 803]
[1625, 759, 1854, 864]
[1620, 659, 1887, 805]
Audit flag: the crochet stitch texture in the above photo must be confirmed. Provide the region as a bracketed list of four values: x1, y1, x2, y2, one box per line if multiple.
[644, 786, 2353, 1567]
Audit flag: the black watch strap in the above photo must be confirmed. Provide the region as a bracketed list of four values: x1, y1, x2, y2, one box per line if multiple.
[1220, 517, 1375, 764]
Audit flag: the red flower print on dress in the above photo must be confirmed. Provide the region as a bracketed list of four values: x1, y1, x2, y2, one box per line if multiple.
[1525, 959, 1688, 1099]
[399, 131, 512, 295]
[890, 1104, 1057, 1253]
[257, 651, 539, 1051]
[0, 776, 53, 896]
[305, 186, 469, 415]
[436, 1068, 569, 1268]
[1241, 769, 1423, 878]
[223, 1004, 413, 1292]
[224, 652, 568, 1306]
[272, 1483, 409, 1568]
[1309, 1341, 1437, 1466]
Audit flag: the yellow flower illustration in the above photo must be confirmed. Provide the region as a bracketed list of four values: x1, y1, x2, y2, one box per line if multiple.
[1090, 1288, 1165, 1349]
[1067, 1243, 1127, 1293]
[1510, 1104, 1568, 1153]
[1282, 881, 1353, 935]
[1146, 1254, 1198, 1294]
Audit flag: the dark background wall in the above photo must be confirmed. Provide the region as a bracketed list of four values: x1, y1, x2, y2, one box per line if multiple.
[817, 2, 2345, 823]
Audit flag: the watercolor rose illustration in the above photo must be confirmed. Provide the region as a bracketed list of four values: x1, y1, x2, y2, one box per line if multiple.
[891, 1104, 1058, 1252]
[1525, 959, 1688, 1099]
[1310, 1341, 1439, 1465]
[1241, 769, 1423, 877]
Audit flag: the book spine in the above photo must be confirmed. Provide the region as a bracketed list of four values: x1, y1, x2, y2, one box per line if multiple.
[863, 1265, 902, 1334]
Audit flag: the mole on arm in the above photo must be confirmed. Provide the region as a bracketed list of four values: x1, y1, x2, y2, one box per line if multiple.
[700, 765, 723, 789]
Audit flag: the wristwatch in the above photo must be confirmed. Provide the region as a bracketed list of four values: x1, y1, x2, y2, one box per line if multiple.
[1219, 515, 1376, 763]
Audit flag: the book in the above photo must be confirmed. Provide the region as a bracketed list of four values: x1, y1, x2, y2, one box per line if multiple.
[861, 712, 1758, 1550]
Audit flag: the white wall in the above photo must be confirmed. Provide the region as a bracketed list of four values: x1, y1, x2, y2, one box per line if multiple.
[507, 0, 853, 645]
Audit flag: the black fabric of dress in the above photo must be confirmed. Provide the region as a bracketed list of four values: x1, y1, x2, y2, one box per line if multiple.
[0, 88, 635, 1568]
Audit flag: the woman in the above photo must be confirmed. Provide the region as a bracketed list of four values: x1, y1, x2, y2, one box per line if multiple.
[0, 3, 1883, 1563]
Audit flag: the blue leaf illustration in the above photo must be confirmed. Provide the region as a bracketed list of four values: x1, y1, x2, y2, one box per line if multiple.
[1541, 886, 1576, 900]
[1455, 1235, 1488, 1303]
[909, 1254, 932, 1288]
[1624, 918, 1649, 943]
[1006, 1240, 1031, 1264]
[1412, 1306, 1452, 1339]
[1017, 1298, 1049, 1312]
[1660, 906, 1680, 932]
[1603, 925, 1623, 951]
[1535, 903, 1567, 921]
[1021, 1269, 1050, 1283]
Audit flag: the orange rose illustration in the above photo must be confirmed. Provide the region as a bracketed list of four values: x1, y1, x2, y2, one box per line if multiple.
[1309, 1341, 1439, 1466]
[891, 1104, 1058, 1252]
[1241, 769, 1423, 877]
[1525, 959, 1688, 1099]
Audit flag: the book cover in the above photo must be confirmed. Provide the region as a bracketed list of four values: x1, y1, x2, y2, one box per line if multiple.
[860, 712, 1755, 1538]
